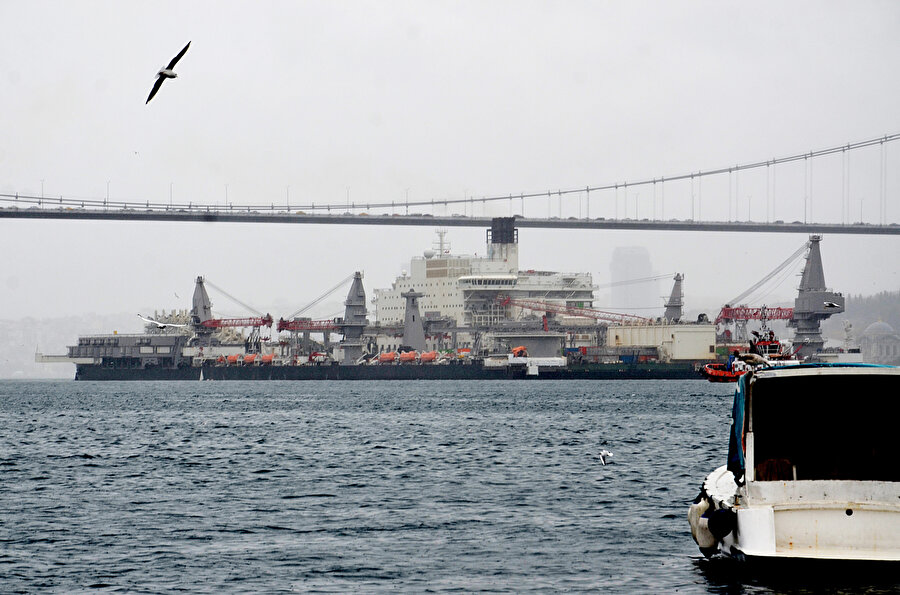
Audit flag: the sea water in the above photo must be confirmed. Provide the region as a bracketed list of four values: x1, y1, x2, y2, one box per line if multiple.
[0, 380, 894, 593]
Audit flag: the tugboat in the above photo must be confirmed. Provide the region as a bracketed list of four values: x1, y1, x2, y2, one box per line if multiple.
[701, 324, 800, 383]
[689, 363, 900, 563]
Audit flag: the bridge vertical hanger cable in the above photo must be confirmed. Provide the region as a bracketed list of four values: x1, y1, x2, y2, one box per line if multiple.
[728, 169, 732, 222]
[690, 175, 695, 221]
[698, 176, 701, 220]
[809, 153, 814, 224]
[803, 155, 808, 224]
[841, 149, 847, 225]
[614, 186, 618, 220]
[881, 139, 887, 225]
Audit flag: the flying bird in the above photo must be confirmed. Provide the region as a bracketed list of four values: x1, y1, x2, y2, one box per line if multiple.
[138, 314, 188, 329]
[146, 41, 191, 104]
[823, 301, 840, 308]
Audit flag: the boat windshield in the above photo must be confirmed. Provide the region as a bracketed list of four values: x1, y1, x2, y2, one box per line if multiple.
[750, 372, 896, 482]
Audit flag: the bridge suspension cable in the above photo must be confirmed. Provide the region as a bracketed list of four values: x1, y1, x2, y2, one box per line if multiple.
[1, 132, 897, 215]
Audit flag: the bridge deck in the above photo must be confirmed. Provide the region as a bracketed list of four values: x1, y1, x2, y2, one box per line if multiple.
[1, 207, 898, 235]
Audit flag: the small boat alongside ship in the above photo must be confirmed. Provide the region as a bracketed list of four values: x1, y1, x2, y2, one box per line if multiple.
[700, 327, 801, 383]
[689, 363, 900, 564]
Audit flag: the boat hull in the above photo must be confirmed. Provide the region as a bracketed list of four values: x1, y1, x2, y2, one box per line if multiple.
[74, 361, 702, 381]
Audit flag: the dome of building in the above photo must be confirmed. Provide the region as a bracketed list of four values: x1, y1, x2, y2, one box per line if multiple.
[863, 321, 896, 336]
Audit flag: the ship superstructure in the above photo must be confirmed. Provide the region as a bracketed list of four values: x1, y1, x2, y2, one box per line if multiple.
[374, 218, 596, 329]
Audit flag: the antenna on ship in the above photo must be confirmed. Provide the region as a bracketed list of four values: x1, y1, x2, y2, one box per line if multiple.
[434, 229, 450, 256]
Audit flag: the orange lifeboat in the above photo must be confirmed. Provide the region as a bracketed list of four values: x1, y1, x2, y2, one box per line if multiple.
[261, 353, 275, 365]
[216, 355, 226, 364]
[511, 345, 528, 357]
[701, 363, 747, 382]
[398, 351, 418, 363]
[243, 353, 258, 365]
[378, 351, 397, 363]
[419, 350, 438, 363]
[226, 354, 239, 365]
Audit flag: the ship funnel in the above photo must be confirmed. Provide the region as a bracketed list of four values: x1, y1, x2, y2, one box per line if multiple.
[486, 217, 519, 271]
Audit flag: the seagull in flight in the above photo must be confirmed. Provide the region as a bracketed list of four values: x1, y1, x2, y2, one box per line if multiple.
[598, 449, 613, 465]
[823, 301, 841, 309]
[138, 314, 188, 329]
[146, 41, 191, 104]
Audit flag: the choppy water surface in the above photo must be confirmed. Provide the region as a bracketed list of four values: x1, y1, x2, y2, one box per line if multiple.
[0, 380, 894, 593]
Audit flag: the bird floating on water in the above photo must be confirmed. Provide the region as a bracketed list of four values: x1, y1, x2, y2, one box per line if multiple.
[598, 449, 613, 465]
[146, 41, 191, 104]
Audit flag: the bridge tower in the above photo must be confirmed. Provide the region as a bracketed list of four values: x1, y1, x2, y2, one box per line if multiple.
[789, 235, 844, 359]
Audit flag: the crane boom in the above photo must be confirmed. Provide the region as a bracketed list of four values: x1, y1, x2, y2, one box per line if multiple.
[201, 314, 273, 328]
[203, 279, 265, 317]
[726, 240, 808, 306]
[286, 273, 356, 320]
[497, 295, 651, 324]
[277, 318, 340, 332]
[715, 306, 793, 324]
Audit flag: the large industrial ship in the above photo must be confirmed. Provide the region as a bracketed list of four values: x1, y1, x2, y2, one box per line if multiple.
[44, 218, 844, 382]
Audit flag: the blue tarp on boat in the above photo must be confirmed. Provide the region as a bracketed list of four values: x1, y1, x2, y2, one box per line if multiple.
[726, 373, 748, 481]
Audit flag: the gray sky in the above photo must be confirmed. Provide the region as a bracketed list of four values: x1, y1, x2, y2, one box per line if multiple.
[1, 1, 898, 323]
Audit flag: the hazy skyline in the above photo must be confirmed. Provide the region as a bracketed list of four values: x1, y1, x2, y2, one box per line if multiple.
[2, 1, 898, 323]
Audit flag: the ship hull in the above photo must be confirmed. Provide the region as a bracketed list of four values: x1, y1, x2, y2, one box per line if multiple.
[74, 361, 701, 381]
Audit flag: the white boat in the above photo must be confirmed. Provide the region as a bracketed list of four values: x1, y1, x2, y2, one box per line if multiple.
[689, 364, 900, 563]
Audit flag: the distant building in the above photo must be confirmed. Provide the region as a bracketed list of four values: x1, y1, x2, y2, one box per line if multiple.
[859, 321, 900, 365]
[610, 246, 658, 313]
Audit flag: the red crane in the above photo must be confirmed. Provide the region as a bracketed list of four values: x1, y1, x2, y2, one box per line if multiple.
[497, 295, 651, 325]
[714, 306, 793, 325]
[201, 314, 274, 329]
[277, 318, 341, 332]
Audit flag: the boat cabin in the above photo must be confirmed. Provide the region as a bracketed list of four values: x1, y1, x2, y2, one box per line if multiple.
[731, 365, 898, 485]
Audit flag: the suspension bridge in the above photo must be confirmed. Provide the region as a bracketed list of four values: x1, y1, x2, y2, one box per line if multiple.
[3, 133, 898, 235]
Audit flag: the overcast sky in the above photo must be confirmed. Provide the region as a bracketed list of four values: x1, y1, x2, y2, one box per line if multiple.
[1, 1, 898, 324]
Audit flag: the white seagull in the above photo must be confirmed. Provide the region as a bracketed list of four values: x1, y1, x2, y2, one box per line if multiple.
[138, 314, 188, 329]
[146, 41, 191, 104]
[823, 301, 841, 309]
[598, 449, 613, 465]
